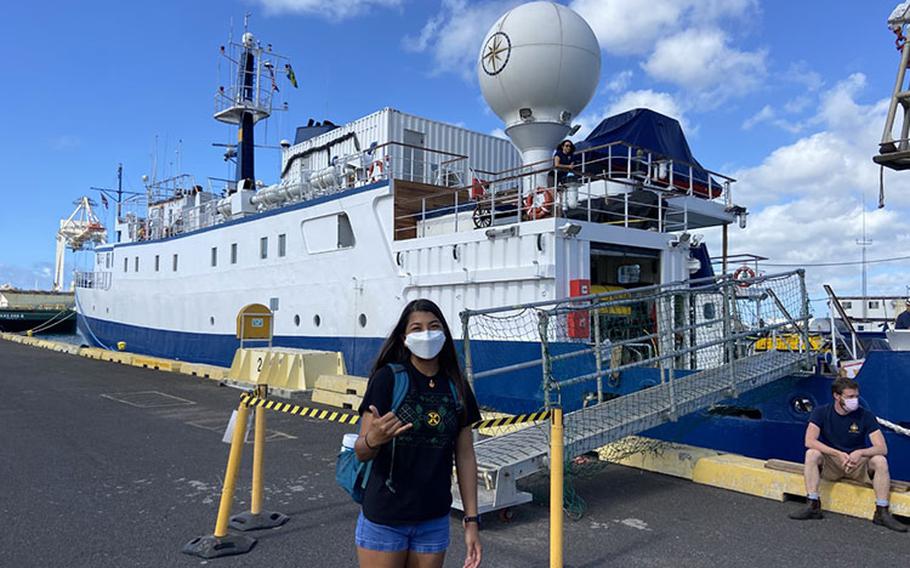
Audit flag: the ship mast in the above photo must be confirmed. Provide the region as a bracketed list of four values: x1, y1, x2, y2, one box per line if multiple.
[214, 14, 290, 191]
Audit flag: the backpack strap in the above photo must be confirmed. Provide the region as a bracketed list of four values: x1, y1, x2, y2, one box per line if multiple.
[388, 363, 410, 411]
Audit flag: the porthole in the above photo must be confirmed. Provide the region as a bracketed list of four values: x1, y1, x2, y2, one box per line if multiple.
[210, 316, 215, 326]
[313, 314, 321, 327]
[106, 307, 110, 314]
[294, 314, 301, 326]
[359, 313, 367, 328]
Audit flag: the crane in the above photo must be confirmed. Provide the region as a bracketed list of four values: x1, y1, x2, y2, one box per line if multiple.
[876, 1, 910, 171]
[54, 197, 107, 291]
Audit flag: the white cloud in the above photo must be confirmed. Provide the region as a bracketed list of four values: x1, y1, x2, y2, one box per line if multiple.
[742, 105, 775, 130]
[741, 104, 805, 133]
[576, 89, 687, 139]
[642, 28, 767, 105]
[403, 0, 521, 81]
[255, 0, 401, 20]
[570, 0, 688, 56]
[0, 262, 56, 290]
[710, 74, 910, 297]
[570, 0, 757, 56]
[604, 70, 634, 93]
[489, 127, 508, 140]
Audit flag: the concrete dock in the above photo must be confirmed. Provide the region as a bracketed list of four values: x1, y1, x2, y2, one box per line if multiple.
[1, 338, 907, 567]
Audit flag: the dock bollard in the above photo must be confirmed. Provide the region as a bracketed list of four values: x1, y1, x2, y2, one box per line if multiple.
[182, 400, 256, 559]
[229, 385, 289, 531]
[550, 407, 564, 568]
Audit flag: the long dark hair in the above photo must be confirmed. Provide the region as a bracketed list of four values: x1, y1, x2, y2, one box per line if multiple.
[372, 298, 466, 414]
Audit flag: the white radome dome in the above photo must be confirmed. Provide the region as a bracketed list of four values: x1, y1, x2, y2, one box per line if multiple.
[478, 1, 601, 130]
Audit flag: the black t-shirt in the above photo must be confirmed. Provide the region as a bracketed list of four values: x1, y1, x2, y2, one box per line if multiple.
[357, 360, 481, 525]
[808, 403, 880, 453]
[896, 311, 910, 330]
[554, 149, 578, 167]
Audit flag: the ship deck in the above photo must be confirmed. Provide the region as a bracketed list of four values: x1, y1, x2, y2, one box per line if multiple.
[2, 339, 907, 567]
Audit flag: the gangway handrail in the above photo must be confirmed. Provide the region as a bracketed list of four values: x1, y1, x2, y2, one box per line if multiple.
[462, 269, 804, 317]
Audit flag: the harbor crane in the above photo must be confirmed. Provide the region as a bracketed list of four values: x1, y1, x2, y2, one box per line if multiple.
[876, 1, 910, 171]
[54, 197, 107, 291]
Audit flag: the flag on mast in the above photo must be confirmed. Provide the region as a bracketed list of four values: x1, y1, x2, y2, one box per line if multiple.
[285, 63, 298, 88]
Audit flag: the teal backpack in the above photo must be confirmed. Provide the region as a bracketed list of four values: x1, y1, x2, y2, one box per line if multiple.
[335, 363, 461, 503]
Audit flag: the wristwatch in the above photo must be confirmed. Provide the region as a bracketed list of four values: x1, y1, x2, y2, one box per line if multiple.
[463, 515, 479, 527]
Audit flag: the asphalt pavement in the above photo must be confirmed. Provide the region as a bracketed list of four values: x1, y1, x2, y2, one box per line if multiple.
[1, 339, 907, 567]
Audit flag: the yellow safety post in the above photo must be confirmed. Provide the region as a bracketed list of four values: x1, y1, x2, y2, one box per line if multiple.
[182, 400, 256, 558]
[229, 385, 289, 532]
[550, 407, 564, 568]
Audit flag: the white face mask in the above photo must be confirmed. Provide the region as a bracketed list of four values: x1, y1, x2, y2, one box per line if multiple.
[405, 329, 446, 360]
[843, 397, 859, 413]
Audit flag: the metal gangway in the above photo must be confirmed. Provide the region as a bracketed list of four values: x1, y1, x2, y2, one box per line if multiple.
[455, 270, 813, 513]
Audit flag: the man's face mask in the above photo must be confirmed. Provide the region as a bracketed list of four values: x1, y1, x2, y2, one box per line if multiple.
[841, 396, 859, 413]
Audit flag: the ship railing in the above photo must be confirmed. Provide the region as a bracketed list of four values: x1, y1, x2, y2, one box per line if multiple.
[459, 269, 812, 412]
[74, 271, 111, 290]
[392, 139, 737, 240]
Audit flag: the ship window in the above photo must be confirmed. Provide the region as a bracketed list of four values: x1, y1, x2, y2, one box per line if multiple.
[294, 314, 300, 327]
[703, 302, 716, 320]
[269, 297, 279, 312]
[313, 314, 321, 327]
[231, 243, 238, 264]
[173, 254, 178, 272]
[134, 257, 139, 272]
[278, 233, 287, 257]
[155, 255, 160, 272]
[842, 301, 852, 309]
[338, 214, 354, 248]
[210, 316, 215, 326]
[617, 264, 641, 284]
[301, 213, 355, 253]
[869, 301, 880, 309]
[260, 237, 268, 259]
[123, 257, 128, 272]
[359, 313, 367, 328]
[211, 247, 218, 267]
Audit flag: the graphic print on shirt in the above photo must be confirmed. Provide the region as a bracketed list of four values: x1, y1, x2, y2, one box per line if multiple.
[849, 422, 859, 434]
[396, 389, 458, 449]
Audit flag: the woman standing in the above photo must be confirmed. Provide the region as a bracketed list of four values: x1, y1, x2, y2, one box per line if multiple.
[354, 299, 482, 568]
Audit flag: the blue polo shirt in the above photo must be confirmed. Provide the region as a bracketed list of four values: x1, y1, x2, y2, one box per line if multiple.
[809, 403, 880, 453]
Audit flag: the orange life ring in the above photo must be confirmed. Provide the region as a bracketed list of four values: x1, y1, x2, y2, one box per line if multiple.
[524, 187, 553, 219]
[368, 159, 384, 183]
[732, 265, 756, 288]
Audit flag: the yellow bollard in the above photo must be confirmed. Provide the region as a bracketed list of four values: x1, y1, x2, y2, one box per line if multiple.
[182, 400, 256, 559]
[550, 407, 564, 568]
[214, 401, 251, 537]
[228, 386, 288, 532]
[251, 391, 266, 515]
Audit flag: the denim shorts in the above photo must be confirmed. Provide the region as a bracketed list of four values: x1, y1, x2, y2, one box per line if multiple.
[355, 511, 450, 553]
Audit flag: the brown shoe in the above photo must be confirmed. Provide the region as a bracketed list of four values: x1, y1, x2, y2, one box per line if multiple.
[789, 498, 823, 520]
[873, 505, 908, 532]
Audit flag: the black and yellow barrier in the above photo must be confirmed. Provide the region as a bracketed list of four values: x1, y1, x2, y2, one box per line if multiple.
[240, 392, 551, 431]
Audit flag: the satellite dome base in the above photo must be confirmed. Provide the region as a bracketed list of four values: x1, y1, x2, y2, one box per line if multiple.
[506, 121, 572, 188]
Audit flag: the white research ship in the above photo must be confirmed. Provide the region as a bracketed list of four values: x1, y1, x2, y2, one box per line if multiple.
[75, 3, 745, 412]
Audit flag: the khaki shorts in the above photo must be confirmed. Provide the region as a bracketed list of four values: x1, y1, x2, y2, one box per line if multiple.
[820, 453, 872, 484]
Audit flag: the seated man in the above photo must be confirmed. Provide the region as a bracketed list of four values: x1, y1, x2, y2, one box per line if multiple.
[789, 376, 906, 531]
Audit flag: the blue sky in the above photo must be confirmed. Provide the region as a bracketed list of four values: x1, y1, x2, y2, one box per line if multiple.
[2, 0, 908, 298]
